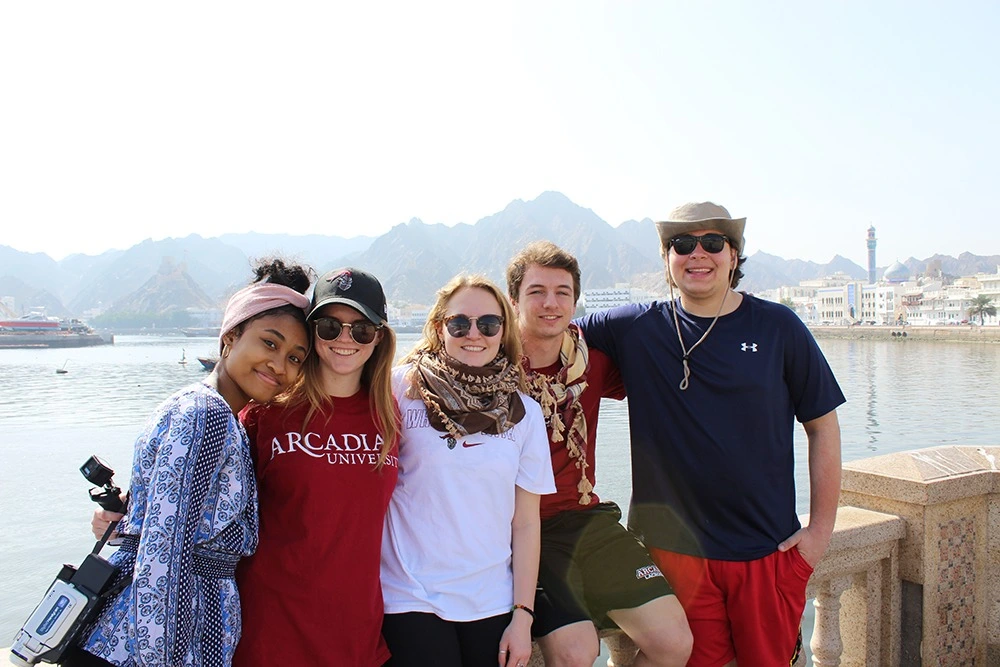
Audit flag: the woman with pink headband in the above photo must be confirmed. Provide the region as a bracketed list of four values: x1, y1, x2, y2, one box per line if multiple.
[65, 259, 312, 667]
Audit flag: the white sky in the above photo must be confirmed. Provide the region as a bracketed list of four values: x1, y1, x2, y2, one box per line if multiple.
[2, 2, 998, 267]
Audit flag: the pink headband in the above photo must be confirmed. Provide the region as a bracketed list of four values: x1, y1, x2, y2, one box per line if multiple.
[219, 283, 311, 346]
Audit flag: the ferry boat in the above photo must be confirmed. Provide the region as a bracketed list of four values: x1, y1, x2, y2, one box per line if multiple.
[0, 315, 108, 349]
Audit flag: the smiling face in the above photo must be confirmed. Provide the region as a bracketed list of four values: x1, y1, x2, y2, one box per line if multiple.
[667, 227, 738, 311]
[221, 312, 309, 407]
[513, 264, 576, 343]
[312, 303, 381, 388]
[440, 286, 504, 367]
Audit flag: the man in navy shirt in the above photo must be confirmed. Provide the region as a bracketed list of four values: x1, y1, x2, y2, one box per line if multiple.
[578, 202, 845, 667]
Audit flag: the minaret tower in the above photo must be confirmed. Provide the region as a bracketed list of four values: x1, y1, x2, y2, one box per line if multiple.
[866, 225, 877, 284]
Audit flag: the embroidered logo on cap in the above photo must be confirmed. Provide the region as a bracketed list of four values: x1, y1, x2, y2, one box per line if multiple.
[328, 271, 353, 292]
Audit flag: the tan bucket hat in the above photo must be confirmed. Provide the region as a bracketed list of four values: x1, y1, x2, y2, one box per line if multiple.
[655, 202, 746, 253]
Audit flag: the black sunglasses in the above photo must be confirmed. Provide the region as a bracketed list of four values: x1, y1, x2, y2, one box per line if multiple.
[669, 233, 730, 255]
[314, 317, 381, 344]
[443, 314, 504, 338]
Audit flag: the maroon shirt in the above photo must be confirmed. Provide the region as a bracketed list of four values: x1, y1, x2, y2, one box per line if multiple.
[235, 391, 398, 667]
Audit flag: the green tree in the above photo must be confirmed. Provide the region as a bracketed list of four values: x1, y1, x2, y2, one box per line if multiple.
[780, 297, 796, 310]
[967, 294, 997, 325]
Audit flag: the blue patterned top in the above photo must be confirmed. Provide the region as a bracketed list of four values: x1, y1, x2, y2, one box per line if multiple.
[78, 382, 259, 667]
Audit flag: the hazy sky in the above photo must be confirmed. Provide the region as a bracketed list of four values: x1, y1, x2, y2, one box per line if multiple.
[2, 2, 998, 268]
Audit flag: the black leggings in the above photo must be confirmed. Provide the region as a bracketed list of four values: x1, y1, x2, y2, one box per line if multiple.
[382, 611, 512, 667]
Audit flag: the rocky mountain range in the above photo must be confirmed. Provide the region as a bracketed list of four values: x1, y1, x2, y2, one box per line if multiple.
[2, 192, 998, 324]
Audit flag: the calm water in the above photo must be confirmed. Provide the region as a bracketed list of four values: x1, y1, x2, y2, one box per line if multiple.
[2, 334, 999, 644]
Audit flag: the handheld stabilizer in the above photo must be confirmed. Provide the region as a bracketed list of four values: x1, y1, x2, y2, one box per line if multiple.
[81, 456, 126, 513]
[10, 456, 126, 667]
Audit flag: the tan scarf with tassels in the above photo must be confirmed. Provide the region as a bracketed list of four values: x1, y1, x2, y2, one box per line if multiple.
[408, 349, 526, 441]
[524, 325, 592, 504]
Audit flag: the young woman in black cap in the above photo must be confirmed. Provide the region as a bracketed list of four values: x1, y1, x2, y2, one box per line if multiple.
[233, 267, 400, 667]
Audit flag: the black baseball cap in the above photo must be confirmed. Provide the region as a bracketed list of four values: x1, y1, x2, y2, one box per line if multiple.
[308, 268, 388, 325]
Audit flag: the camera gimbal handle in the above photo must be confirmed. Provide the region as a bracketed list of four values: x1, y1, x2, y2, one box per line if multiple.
[89, 486, 125, 513]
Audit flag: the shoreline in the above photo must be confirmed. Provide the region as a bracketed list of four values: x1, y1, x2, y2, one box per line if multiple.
[807, 324, 1000, 344]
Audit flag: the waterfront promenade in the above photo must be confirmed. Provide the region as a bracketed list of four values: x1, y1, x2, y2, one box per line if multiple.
[808, 324, 1000, 344]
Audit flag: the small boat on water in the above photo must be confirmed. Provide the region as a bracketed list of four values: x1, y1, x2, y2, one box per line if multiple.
[179, 349, 188, 365]
[197, 356, 217, 371]
[56, 360, 69, 375]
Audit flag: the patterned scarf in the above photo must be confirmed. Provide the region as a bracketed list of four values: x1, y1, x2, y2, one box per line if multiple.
[523, 325, 592, 504]
[408, 349, 526, 440]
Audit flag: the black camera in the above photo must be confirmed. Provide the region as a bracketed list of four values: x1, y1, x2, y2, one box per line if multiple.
[9, 456, 127, 666]
[81, 455, 125, 514]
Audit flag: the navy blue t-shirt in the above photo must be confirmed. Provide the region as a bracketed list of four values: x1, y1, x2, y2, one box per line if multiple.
[577, 295, 845, 561]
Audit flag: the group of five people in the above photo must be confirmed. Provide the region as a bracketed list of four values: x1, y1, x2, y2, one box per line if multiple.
[66, 201, 844, 667]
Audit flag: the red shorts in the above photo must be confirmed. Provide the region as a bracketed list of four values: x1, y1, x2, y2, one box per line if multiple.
[649, 547, 812, 667]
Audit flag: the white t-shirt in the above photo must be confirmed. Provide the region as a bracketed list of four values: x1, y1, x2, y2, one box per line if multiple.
[381, 364, 556, 621]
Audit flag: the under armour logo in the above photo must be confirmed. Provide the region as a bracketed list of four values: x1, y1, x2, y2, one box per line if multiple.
[741, 342, 758, 352]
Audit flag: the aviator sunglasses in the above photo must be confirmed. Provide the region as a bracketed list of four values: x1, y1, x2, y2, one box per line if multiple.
[669, 233, 730, 255]
[313, 317, 381, 344]
[443, 314, 504, 338]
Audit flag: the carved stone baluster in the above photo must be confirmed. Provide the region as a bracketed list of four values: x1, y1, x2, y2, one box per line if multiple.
[602, 630, 637, 667]
[811, 576, 853, 667]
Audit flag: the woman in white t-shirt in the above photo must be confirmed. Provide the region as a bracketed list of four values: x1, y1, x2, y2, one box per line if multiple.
[381, 274, 555, 667]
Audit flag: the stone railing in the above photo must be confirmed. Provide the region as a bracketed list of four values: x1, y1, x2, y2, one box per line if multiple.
[796, 507, 905, 667]
[529, 445, 1000, 666]
[10, 445, 999, 667]
[838, 445, 999, 666]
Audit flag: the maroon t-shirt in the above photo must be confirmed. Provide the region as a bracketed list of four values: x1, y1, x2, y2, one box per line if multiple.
[234, 391, 398, 667]
[535, 348, 625, 520]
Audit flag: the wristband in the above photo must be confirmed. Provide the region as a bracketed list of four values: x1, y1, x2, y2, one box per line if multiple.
[512, 603, 535, 618]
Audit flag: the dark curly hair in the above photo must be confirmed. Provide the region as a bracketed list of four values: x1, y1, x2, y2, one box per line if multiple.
[232, 257, 314, 334]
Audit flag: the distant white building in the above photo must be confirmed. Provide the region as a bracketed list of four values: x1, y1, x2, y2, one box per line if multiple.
[815, 282, 863, 325]
[859, 284, 901, 325]
[583, 284, 658, 314]
[970, 266, 1000, 325]
[810, 281, 902, 325]
[756, 285, 820, 323]
[910, 286, 976, 325]
[799, 272, 855, 289]
[977, 266, 1000, 298]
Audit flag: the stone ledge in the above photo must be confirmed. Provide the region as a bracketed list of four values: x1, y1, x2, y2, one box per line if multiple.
[843, 445, 1000, 505]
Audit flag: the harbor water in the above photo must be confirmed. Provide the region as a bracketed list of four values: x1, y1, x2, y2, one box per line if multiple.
[1, 334, 999, 648]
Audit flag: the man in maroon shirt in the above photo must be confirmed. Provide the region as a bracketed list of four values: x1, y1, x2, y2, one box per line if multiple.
[506, 242, 691, 667]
